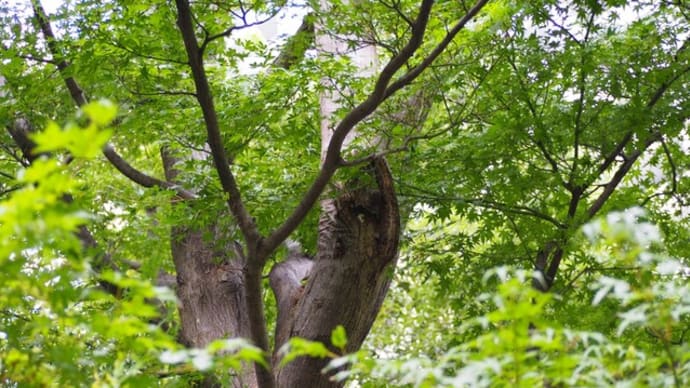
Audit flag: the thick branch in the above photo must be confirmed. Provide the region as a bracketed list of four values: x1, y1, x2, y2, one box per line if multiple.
[586, 136, 659, 218]
[32, 1, 194, 200]
[261, 0, 435, 256]
[174, 2, 272, 387]
[382, 0, 490, 98]
[102, 145, 197, 200]
[6, 118, 42, 163]
[175, 0, 261, 250]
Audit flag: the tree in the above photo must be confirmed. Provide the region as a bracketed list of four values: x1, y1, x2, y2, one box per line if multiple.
[1, 0, 689, 387]
[1, 0, 488, 386]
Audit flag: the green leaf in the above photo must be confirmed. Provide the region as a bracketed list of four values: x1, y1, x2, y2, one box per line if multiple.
[331, 325, 348, 351]
[280, 338, 331, 367]
[81, 99, 118, 127]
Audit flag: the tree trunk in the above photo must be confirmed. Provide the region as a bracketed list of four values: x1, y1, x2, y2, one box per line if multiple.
[273, 158, 399, 387]
[269, 6, 400, 385]
[163, 152, 257, 388]
[165, 154, 399, 388]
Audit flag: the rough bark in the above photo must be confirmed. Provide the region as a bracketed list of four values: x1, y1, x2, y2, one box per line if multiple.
[162, 152, 257, 388]
[273, 158, 399, 387]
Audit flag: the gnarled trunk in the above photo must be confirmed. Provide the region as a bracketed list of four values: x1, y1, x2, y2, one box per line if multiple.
[273, 158, 399, 387]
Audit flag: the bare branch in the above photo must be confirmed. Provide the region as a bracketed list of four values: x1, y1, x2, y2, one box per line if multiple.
[103, 145, 197, 200]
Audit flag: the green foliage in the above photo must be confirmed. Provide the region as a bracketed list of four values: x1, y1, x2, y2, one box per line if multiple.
[1, 0, 689, 386]
[0, 105, 264, 386]
[343, 211, 690, 387]
[278, 325, 347, 367]
[331, 325, 348, 351]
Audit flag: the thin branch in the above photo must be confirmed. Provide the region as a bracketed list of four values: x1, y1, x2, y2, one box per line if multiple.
[558, 265, 640, 293]
[0, 170, 14, 180]
[586, 61, 690, 216]
[0, 185, 22, 197]
[399, 182, 566, 228]
[339, 144, 410, 167]
[569, 10, 596, 185]
[661, 137, 678, 194]
[103, 39, 189, 65]
[1, 44, 56, 64]
[0, 309, 31, 322]
[379, 0, 415, 28]
[432, 50, 501, 127]
[641, 138, 679, 206]
[129, 89, 197, 98]
[593, 65, 690, 181]
[199, 8, 281, 55]
[505, 214, 535, 261]
[503, 44, 568, 187]
[32, 0, 195, 200]
[546, 16, 581, 46]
